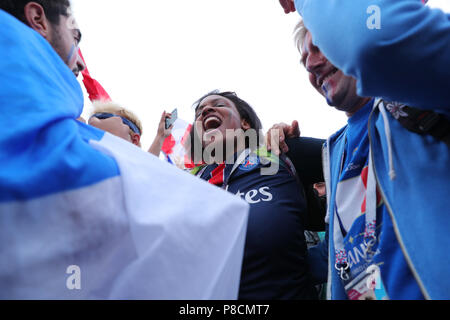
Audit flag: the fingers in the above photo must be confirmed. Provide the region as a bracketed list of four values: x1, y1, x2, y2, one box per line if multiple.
[279, 0, 289, 13]
[164, 111, 174, 133]
[266, 123, 287, 156]
[160, 111, 173, 128]
[157, 111, 174, 138]
[279, 0, 296, 14]
[288, 0, 296, 13]
[313, 182, 326, 197]
[266, 120, 301, 155]
[290, 120, 301, 138]
[266, 126, 276, 151]
[279, 142, 289, 155]
[266, 130, 272, 151]
[161, 111, 172, 122]
[278, 129, 289, 155]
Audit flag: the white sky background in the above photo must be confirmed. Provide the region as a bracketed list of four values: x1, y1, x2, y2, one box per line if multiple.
[71, 0, 450, 150]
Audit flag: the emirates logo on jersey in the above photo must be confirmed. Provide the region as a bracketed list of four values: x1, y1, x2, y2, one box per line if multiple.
[235, 187, 273, 204]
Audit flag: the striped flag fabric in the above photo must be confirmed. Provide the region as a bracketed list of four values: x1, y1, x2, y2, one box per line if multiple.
[161, 118, 196, 170]
[0, 9, 249, 300]
[78, 49, 112, 102]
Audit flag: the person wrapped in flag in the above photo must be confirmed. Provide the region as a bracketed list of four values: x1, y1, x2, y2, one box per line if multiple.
[186, 90, 319, 300]
[0, 2, 249, 299]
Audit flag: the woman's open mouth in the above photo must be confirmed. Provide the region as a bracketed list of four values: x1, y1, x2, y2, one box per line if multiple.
[203, 116, 222, 133]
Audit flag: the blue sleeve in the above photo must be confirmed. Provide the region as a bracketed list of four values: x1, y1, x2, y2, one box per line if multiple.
[295, 0, 450, 111]
[236, 166, 317, 300]
[307, 224, 329, 285]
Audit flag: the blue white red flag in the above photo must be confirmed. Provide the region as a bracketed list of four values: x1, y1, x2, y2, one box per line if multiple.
[0, 9, 249, 299]
[79, 49, 112, 102]
[161, 118, 196, 170]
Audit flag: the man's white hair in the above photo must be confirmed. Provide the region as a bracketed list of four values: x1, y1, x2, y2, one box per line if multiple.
[293, 19, 308, 54]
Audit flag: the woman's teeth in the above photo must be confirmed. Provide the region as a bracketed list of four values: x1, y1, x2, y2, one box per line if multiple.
[204, 116, 221, 131]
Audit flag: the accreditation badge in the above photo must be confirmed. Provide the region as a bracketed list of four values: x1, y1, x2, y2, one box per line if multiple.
[344, 264, 388, 300]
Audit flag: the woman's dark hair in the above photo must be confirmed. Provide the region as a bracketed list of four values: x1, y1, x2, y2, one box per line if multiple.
[186, 90, 264, 164]
[0, 0, 71, 25]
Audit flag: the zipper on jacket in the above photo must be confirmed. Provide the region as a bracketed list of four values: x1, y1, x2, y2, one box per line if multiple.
[322, 140, 333, 300]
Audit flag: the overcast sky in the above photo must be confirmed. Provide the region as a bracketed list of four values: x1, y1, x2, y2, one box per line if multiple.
[71, 0, 450, 149]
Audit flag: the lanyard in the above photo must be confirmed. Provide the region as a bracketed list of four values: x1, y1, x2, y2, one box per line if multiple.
[333, 138, 378, 281]
[222, 149, 252, 190]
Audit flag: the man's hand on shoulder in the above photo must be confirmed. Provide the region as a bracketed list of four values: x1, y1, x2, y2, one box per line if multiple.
[266, 120, 300, 155]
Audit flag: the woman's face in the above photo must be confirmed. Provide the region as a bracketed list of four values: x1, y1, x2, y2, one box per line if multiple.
[194, 95, 250, 151]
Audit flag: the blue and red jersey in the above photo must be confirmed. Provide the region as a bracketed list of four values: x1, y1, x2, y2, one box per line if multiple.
[196, 151, 318, 300]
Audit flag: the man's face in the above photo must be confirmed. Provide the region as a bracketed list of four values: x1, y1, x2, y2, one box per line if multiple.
[48, 10, 85, 77]
[301, 31, 363, 114]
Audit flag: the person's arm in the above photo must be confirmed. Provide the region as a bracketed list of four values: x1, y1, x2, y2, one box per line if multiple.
[293, 0, 450, 110]
[303, 183, 327, 232]
[284, 136, 327, 232]
[286, 137, 325, 185]
[307, 224, 329, 285]
[148, 111, 172, 157]
[265, 121, 325, 193]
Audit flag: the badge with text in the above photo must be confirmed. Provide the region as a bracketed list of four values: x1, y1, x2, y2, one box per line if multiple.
[344, 264, 388, 300]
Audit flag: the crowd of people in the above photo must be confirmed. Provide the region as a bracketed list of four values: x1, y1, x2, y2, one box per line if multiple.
[0, 0, 448, 300]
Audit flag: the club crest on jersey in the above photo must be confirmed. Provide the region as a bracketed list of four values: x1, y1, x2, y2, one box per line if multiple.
[239, 155, 260, 171]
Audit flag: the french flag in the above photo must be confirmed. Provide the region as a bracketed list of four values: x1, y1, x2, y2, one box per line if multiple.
[78, 49, 111, 102]
[0, 9, 249, 300]
[161, 118, 197, 169]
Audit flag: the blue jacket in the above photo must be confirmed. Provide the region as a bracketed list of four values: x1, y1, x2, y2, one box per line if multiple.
[195, 150, 318, 299]
[294, 0, 450, 299]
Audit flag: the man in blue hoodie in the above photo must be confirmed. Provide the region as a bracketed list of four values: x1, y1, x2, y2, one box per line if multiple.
[272, 0, 450, 300]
